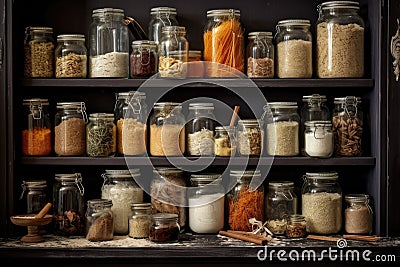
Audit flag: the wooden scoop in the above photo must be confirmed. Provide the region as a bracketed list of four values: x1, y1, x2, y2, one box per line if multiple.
[34, 203, 52, 219]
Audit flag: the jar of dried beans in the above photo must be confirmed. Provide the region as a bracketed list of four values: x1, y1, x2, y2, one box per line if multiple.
[19, 180, 47, 214]
[86, 113, 116, 157]
[304, 121, 334, 158]
[130, 40, 157, 78]
[332, 96, 363, 156]
[129, 203, 152, 239]
[55, 34, 87, 78]
[345, 194, 373, 234]
[149, 213, 180, 242]
[227, 170, 264, 231]
[237, 119, 263, 156]
[53, 173, 85, 236]
[247, 32, 274, 78]
[148, 7, 179, 45]
[85, 199, 114, 241]
[150, 102, 185, 156]
[54, 102, 87, 156]
[22, 98, 52, 156]
[214, 126, 236, 157]
[186, 103, 217, 156]
[275, 20, 312, 78]
[317, 1, 364, 78]
[24, 26, 54, 78]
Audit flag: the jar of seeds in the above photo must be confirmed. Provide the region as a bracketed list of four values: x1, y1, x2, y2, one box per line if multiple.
[86, 113, 116, 157]
[237, 119, 263, 156]
[129, 203, 152, 238]
[55, 34, 87, 78]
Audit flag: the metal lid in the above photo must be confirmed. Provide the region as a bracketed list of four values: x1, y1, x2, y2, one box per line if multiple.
[319, 1, 359, 10]
[248, 32, 273, 40]
[162, 26, 186, 33]
[55, 173, 82, 181]
[207, 9, 240, 17]
[238, 119, 261, 127]
[334, 96, 362, 104]
[117, 91, 146, 99]
[131, 203, 152, 209]
[345, 194, 370, 202]
[302, 94, 327, 102]
[304, 120, 333, 127]
[104, 169, 140, 178]
[92, 8, 125, 15]
[23, 98, 49, 106]
[87, 199, 113, 207]
[131, 40, 157, 48]
[277, 19, 311, 26]
[56, 102, 86, 109]
[268, 181, 294, 188]
[57, 34, 85, 42]
[22, 180, 47, 189]
[89, 113, 114, 119]
[215, 125, 235, 132]
[230, 169, 261, 180]
[26, 26, 53, 33]
[154, 102, 182, 108]
[151, 213, 178, 221]
[150, 7, 177, 15]
[188, 103, 214, 110]
[190, 173, 221, 184]
[267, 102, 298, 109]
[154, 167, 184, 176]
[305, 171, 339, 179]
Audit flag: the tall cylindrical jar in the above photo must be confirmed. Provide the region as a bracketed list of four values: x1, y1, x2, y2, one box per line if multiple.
[316, 1, 365, 78]
[101, 169, 144, 235]
[89, 8, 129, 78]
[203, 9, 245, 76]
[53, 173, 85, 236]
[345, 194, 373, 234]
[275, 20, 312, 78]
[22, 98, 51, 156]
[332, 96, 363, 156]
[158, 26, 189, 78]
[85, 199, 114, 241]
[148, 7, 179, 45]
[247, 32, 274, 78]
[54, 102, 87, 156]
[19, 180, 47, 214]
[86, 113, 116, 157]
[55, 34, 87, 78]
[237, 119, 264, 156]
[150, 102, 185, 156]
[304, 121, 334, 158]
[130, 40, 158, 78]
[129, 203, 152, 239]
[302, 172, 342, 234]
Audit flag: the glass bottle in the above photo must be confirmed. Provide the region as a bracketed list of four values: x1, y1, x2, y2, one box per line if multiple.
[227, 170, 264, 231]
[101, 169, 144, 235]
[158, 26, 189, 78]
[186, 103, 217, 156]
[247, 31, 274, 78]
[24, 26, 54, 78]
[150, 102, 185, 156]
[214, 126, 236, 157]
[54, 102, 87, 156]
[304, 121, 334, 158]
[130, 40, 158, 78]
[129, 203, 152, 238]
[89, 8, 129, 78]
[265, 181, 297, 235]
[53, 173, 85, 236]
[345, 194, 373, 234]
[148, 7, 179, 45]
[86, 113, 116, 157]
[237, 119, 263, 156]
[85, 199, 114, 241]
[317, 1, 365, 78]
[55, 34, 87, 78]
[19, 180, 47, 214]
[275, 19, 312, 78]
[332, 96, 363, 156]
[302, 172, 342, 234]
[286, 215, 307, 238]
[22, 98, 51, 156]
[189, 174, 225, 234]
[149, 213, 180, 242]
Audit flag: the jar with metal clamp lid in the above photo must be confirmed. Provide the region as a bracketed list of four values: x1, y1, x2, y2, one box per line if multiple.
[85, 199, 114, 241]
[344, 194, 373, 234]
[130, 40, 157, 78]
[55, 34, 87, 78]
[304, 121, 334, 158]
[148, 7, 179, 45]
[247, 31, 274, 78]
[19, 180, 47, 214]
[86, 113, 116, 157]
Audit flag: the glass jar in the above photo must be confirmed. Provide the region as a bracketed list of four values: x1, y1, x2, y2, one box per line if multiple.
[304, 121, 334, 158]
[115, 91, 147, 156]
[266, 181, 297, 235]
[204, 9, 245, 76]
[86, 113, 116, 157]
[150, 102, 185, 156]
[54, 102, 87, 156]
[130, 40, 157, 78]
[302, 172, 342, 234]
[89, 8, 129, 78]
[345, 194, 373, 234]
[24, 26, 54, 78]
[85, 199, 114, 241]
[227, 170, 264, 231]
[237, 120, 263, 156]
[53, 173, 85, 236]
[55, 34, 87, 78]
[189, 174, 225, 234]
[317, 1, 364, 78]
[186, 103, 217, 156]
[149, 213, 180, 242]
[158, 26, 189, 78]
[332, 96, 363, 156]
[286, 214, 307, 238]
[22, 98, 51, 156]
[148, 7, 179, 45]
[129, 203, 152, 238]
[151, 168, 186, 230]
[101, 169, 144, 235]
[275, 19, 312, 78]
[187, 50, 204, 78]
[214, 126, 236, 157]
[264, 102, 300, 156]
[247, 32, 274, 78]
[19, 180, 47, 214]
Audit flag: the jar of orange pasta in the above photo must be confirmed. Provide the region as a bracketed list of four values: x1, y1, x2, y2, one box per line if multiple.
[203, 9, 245, 77]
[22, 98, 52, 156]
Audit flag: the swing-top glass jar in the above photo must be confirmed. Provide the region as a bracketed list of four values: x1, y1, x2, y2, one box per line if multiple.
[86, 113, 116, 157]
[247, 31, 274, 78]
[130, 40, 157, 78]
[237, 119, 264, 156]
[55, 34, 87, 78]
[148, 7, 179, 45]
[85, 199, 114, 241]
[19, 180, 47, 214]
[344, 194, 373, 234]
[304, 121, 334, 158]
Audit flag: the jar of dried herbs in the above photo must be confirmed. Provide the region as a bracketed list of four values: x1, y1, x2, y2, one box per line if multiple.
[345, 194, 373, 234]
[86, 113, 116, 157]
[237, 119, 263, 156]
[85, 199, 114, 241]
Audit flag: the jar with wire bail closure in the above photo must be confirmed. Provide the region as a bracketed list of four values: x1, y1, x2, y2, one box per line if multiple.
[344, 194, 373, 234]
[55, 34, 87, 78]
[148, 7, 179, 45]
[130, 40, 157, 78]
[247, 31, 274, 78]
[237, 119, 264, 156]
[85, 199, 114, 241]
[19, 180, 47, 214]
[86, 113, 116, 157]
[304, 121, 334, 158]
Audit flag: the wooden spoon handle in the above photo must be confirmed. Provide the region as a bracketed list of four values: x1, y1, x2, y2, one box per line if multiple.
[34, 203, 52, 219]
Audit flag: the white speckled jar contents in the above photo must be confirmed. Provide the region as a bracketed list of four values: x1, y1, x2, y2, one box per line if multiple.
[304, 121, 333, 158]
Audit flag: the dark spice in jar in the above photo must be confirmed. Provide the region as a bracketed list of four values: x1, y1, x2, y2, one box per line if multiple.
[149, 224, 179, 242]
[54, 209, 84, 236]
[286, 222, 307, 238]
[130, 50, 156, 78]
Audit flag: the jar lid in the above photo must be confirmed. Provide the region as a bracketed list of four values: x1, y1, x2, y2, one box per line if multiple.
[267, 102, 298, 109]
[55, 173, 83, 182]
[57, 34, 85, 42]
[151, 213, 178, 222]
[162, 26, 186, 33]
[287, 214, 306, 222]
[26, 26, 53, 33]
[154, 167, 184, 176]
[150, 7, 177, 15]
[268, 181, 294, 189]
[131, 203, 152, 210]
[230, 169, 261, 180]
[22, 180, 47, 189]
[188, 103, 214, 110]
[87, 199, 113, 207]
[117, 91, 146, 100]
[190, 173, 221, 184]
[305, 171, 339, 179]
[189, 50, 202, 57]
[56, 102, 86, 109]
[23, 98, 49, 106]
[319, 1, 359, 10]
[89, 113, 114, 119]
[92, 8, 124, 15]
[238, 119, 261, 127]
[131, 40, 157, 48]
[334, 96, 362, 104]
[304, 120, 332, 127]
[104, 169, 140, 178]
[345, 194, 370, 202]
[277, 19, 311, 26]
[302, 94, 327, 102]
[248, 32, 273, 38]
[215, 125, 235, 132]
[154, 102, 182, 108]
[207, 9, 240, 17]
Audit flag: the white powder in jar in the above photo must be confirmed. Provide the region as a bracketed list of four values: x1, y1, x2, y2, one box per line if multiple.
[89, 52, 129, 78]
[304, 131, 333, 158]
[187, 128, 214, 156]
[189, 194, 224, 234]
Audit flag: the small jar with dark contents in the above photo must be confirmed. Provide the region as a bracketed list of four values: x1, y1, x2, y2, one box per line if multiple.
[149, 213, 180, 242]
[130, 40, 157, 78]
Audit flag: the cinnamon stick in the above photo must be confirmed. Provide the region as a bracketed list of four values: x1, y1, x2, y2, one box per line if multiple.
[219, 230, 268, 245]
[343, 235, 380, 242]
[34, 202, 52, 219]
[307, 235, 341, 242]
[229, 106, 240, 126]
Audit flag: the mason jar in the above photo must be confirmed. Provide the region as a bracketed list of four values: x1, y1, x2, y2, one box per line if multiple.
[148, 7, 179, 45]
[186, 103, 217, 156]
[237, 119, 263, 156]
[286, 215, 307, 238]
[214, 126, 236, 157]
[189, 174, 225, 234]
[158, 26, 189, 78]
[54, 102, 87, 156]
[22, 98, 51, 156]
[86, 113, 116, 157]
[302, 172, 342, 234]
[275, 19, 312, 78]
[317, 1, 364, 78]
[129, 203, 152, 238]
[150, 102, 185, 156]
[89, 8, 129, 78]
[247, 32, 274, 78]
[19, 180, 47, 214]
[55, 34, 87, 78]
[149, 213, 180, 242]
[345, 194, 373, 234]
[24, 26, 54, 78]
[227, 170, 264, 231]
[130, 40, 158, 78]
[332, 96, 363, 156]
[85, 199, 114, 241]
[53, 173, 85, 236]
